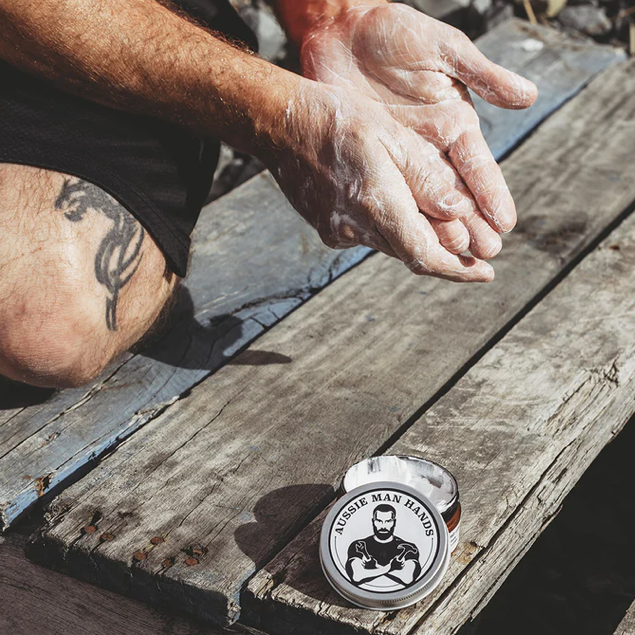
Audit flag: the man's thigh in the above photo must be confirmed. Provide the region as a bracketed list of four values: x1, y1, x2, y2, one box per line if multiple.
[0, 163, 178, 387]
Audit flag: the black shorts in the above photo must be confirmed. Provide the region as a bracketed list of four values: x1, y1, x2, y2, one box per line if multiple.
[0, 0, 257, 278]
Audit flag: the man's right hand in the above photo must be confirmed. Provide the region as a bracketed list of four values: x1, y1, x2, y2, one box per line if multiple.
[0, 0, 503, 282]
[260, 79, 495, 282]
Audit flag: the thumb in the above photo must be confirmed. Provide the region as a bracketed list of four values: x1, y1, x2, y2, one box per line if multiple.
[441, 28, 538, 109]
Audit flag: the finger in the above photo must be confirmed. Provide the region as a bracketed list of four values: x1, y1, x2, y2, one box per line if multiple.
[461, 211, 503, 259]
[429, 217, 470, 255]
[382, 129, 474, 222]
[373, 173, 495, 282]
[325, 211, 399, 258]
[388, 98, 478, 154]
[383, 117, 508, 252]
[390, 99, 514, 240]
[449, 127, 517, 233]
[440, 28, 538, 109]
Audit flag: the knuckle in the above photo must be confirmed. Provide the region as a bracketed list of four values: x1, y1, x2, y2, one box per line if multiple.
[452, 28, 471, 47]
[320, 226, 354, 249]
[455, 102, 480, 127]
[405, 257, 433, 276]
[445, 233, 470, 254]
[319, 230, 340, 249]
[337, 223, 358, 244]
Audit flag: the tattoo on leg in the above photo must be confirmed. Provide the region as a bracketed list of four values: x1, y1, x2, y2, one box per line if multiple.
[55, 178, 145, 331]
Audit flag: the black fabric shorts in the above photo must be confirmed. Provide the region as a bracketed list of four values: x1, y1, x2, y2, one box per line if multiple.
[0, 0, 257, 278]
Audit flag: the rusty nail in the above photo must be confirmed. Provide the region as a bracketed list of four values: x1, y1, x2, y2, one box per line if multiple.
[100, 532, 114, 542]
[610, 244, 621, 251]
[192, 547, 205, 557]
[150, 536, 165, 545]
[81, 525, 97, 535]
[133, 551, 147, 562]
[162, 557, 175, 568]
[185, 557, 199, 567]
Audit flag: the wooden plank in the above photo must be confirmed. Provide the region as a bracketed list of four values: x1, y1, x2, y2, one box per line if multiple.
[244, 213, 635, 634]
[0, 170, 362, 532]
[28, 58, 635, 628]
[616, 601, 635, 635]
[471, 19, 624, 158]
[0, 19, 621, 531]
[0, 530, 269, 635]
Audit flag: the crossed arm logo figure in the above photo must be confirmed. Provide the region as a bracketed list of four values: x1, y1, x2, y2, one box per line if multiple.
[345, 504, 422, 588]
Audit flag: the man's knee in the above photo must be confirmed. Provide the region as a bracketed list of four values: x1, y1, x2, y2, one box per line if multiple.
[0, 165, 178, 388]
[0, 282, 118, 388]
[0, 319, 109, 389]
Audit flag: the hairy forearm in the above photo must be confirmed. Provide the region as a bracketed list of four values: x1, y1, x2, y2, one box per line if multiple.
[0, 0, 299, 156]
[272, 0, 387, 47]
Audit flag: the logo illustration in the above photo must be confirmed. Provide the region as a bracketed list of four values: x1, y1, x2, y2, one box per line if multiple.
[345, 504, 422, 589]
[325, 487, 442, 595]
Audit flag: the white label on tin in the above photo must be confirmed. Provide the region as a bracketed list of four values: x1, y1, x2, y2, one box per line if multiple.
[327, 487, 442, 594]
[449, 521, 460, 554]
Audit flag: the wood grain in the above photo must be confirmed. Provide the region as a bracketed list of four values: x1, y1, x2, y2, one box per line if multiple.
[0, 19, 621, 531]
[28, 57, 635, 630]
[616, 601, 635, 635]
[0, 531, 271, 635]
[245, 210, 635, 634]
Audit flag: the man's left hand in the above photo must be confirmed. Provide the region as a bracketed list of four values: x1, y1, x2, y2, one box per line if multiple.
[301, 3, 538, 260]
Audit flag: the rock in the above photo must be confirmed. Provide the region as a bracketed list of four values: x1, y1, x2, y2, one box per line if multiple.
[233, 0, 287, 62]
[398, 0, 470, 25]
[206, 145, 264, 204]
[472, 0, 494, 16]
[515, 0, 568, 18]
[482, 0, 515, 31]
[558, 5, 612, 36]
[566, 0, 600, 7]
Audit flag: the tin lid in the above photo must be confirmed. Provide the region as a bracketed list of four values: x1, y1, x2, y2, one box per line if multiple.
[342, 455, 459, 516]
[320, 481, 449, 610]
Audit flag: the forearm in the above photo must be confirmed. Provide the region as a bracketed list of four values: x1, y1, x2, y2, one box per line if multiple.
[272, 0, 387, 47]
[0, 0, 298, 156]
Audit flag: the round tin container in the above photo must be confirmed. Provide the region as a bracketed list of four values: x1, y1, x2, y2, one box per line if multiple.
[342, 456, 461, 553]
[320, 481, 450, 610]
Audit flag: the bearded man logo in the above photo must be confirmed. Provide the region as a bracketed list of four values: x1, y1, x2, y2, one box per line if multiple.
[344, 504, 422, 589]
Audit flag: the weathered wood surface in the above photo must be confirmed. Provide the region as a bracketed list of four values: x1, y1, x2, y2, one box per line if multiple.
[0, 19, 622, 531]
[471, 19, 624, 158]
[28, 58, 635, 629]
[0, 530, 269, 635]
[245, 218, 635, 635]
[616, 601, 635, 635]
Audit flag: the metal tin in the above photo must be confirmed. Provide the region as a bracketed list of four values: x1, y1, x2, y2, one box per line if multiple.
[342, 455, 461, 553]
[320, 481, 450, 610]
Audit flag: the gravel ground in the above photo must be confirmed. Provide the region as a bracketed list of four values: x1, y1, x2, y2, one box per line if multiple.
[459, 419, 635, 635]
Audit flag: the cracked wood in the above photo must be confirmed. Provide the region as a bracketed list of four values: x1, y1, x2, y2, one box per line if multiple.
[616, 601, 635, 635]
[0, 18, 622, 531]
[28, 55, 635, 629]
[245, 216, 635, 634]
[0, 530, 271, 635]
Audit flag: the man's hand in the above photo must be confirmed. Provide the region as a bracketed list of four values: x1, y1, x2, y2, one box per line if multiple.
[0, 0, 535, 283]
[263, 78, 496, 281]
[300, 3, 538, 260]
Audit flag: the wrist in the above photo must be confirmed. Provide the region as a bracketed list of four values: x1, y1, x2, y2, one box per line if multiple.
[276, 0, 388, 48]
[222, 64, 314, 165]
[175, 37, 305, 159]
